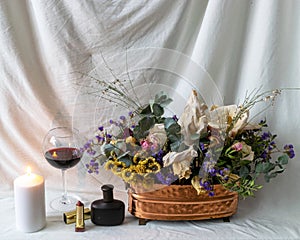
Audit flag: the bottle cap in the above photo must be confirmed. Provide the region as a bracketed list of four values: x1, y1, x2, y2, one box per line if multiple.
[101, 184, 114, 203]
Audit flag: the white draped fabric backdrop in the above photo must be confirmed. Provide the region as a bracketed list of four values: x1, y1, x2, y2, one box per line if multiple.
[1, 0, 300, 239]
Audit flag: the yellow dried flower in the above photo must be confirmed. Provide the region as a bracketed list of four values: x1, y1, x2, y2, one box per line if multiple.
[133, 153, 141, 164]
[110, 140, 118, 145]
[210, 105, 218, 111]
[125, 136, 136, 145]
[135, 164, 147, 174]
[148, 162, 161, 172]
[122, 168, 135, 182]
[104, 160, 115, 170]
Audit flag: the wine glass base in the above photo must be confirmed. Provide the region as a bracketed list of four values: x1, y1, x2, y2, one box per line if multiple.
[50, 195, 85, 212]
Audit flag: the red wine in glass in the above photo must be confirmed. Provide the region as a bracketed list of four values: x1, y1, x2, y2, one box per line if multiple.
[45, 147, 82, 170]
[42, 126, 83, 212]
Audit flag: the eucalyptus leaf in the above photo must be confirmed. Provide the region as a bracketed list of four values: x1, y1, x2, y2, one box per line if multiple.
[118, 155, 133, 167]
[168, 125, 181, 135]
[152, 103, 164, 116]
[139, 116, 155, 132]
[96, 154, 109, 165]
[264, 172, 277, 182]
[132, 125, 141, 137]
[154, 91, 173, 107]
[263, 162, 275, 173]
[274, 168, 285, 174]
[103, 143, 117, 156]
[278, 155, 289, 165]
[160, 98, 173, 107]
[255, 163, 263, 173]
[140, 105, 152, 115]
[239, 165, 250, 178]
[164, 118, 180, 134]
[176, 142, 189, 153]
[164, 118, 175, 128]
[170, 140, 182, 152]
[154, 91, 167, 103]
[168, 134, 181, 143]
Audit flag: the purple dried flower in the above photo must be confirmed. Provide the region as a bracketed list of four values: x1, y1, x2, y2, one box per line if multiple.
[284, 144, 295, 159]
[106, 133, 112, 139]
[86, 159, 99, 174]
[79, 147, 85, 153]
[199, 142, 205, 151]
[205, 152, 211, 159]
[208, 191, 215, 197]
[218, 168, 229, 177]
[152, 149, 164, 165]
[208, 168, 217, 176]
[268, 145, 274, 151]
[156, 172, 176, 185]
[83, 139, 92, 149]
[200, 179, 212, 191]
[96, 135, 104, 142]
[262, 132, 271, 140]
[261, 150, 268, 160]
[90, 161, 99, 167]
[89, 149, 96, 155]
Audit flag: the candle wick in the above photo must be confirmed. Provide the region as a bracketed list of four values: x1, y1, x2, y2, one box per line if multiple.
[26, 167, 32, 176]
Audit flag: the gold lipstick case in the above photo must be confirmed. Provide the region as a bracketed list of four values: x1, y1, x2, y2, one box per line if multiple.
[63, 208, 91, 224]
[75, 201, 85, 232]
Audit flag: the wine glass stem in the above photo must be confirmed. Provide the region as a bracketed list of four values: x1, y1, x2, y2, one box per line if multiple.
[61, 169, 69, 204]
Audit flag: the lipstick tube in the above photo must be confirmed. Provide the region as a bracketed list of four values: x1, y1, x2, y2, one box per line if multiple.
[63, 208, 91, 224]
[75, 201, 85, 232]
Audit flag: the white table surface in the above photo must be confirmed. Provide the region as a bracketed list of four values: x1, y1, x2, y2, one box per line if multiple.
[1, 186, 300, 240]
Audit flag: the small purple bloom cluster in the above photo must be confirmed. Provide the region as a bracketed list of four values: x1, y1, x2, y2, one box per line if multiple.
[199, 179, 214, 196]
[156, 171, 177, 186]
[86, 159, 99, 174]
[284, 144, 295, 159]
[259, 130, 295, 161]
[82, 139, 96, 156]
[260, 131, 276, 160]
[109, 112, 136, 130]
[152, 149, 164, 165]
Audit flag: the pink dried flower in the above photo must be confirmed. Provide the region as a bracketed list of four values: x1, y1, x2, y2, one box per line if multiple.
[232, 142, 243, 151]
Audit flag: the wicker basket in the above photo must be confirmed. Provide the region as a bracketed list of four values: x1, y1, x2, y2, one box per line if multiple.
[128, 184, 238, 225]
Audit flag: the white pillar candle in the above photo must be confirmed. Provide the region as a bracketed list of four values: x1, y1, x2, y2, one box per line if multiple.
[14, 167, 46, 232]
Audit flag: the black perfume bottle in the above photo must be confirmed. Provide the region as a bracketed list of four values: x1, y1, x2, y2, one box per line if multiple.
[91, 184, 125, 226]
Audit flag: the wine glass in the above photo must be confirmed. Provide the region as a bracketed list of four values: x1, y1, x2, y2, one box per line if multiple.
[42, 126, 83, 212]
